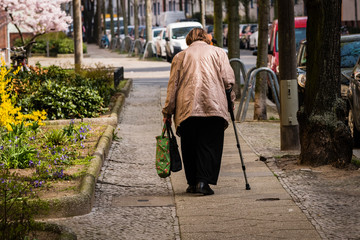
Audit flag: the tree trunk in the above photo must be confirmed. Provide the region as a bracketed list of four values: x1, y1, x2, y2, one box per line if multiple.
[226, 0, 240, 98]
[146, 0, 152, 42]
[102, 0, 106, 35]
[121, 0, 128, 36]
[214, 0, 223, 47]
[298, 0, 352, 167]
[96, 0, 103, 44]
[355, 0, 358, 28]
[201, 0, 206, 27]
[109, 0, 115, 37]
[273, 0, 278, 20]
[134, 0, 139, 39]
[179, 0, 183, 11]
[240, 0, 250, 23]
[116, 0, 121, 34]
[278, 0, 299, 150]
[253, 0, 269, 120]
[73, 0, 83, 72]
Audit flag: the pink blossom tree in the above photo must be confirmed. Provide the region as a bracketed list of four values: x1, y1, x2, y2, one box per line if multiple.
[0, 0, 72, 58]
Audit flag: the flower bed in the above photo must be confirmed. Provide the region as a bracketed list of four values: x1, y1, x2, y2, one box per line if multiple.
[0, 61, 131, 238]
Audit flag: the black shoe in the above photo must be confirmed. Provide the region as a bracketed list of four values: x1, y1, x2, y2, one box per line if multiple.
[196, 182, 214, 195]
[186, 185, 197, 193]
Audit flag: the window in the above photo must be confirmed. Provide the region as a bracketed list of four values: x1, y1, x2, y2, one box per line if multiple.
[158, 3, 160, 15]
[251, 0, 253, 8]
[169, 1, 172, 10]
[131, 5, 133, 17]
[173, 1, 175, 11]
[153, 3, 156, 15]
[140, 4, 143, 16]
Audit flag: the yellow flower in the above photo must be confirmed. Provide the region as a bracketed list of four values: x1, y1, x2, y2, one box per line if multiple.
[0, 58, 48, 130]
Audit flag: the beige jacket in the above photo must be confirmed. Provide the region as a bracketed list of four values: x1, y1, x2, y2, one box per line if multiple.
[162, 41, 235, 130]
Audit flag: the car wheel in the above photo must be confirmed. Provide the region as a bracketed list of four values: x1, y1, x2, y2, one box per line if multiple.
[348, 109, 360, 147]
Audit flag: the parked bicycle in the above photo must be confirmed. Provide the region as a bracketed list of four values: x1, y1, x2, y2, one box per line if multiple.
[1, 47, 30, 72]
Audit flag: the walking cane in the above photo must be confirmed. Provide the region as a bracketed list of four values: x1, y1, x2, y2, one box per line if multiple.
[226, 88, 251, 190]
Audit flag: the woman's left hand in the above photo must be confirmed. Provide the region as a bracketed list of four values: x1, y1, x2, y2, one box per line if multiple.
[163, 118, 172, 124]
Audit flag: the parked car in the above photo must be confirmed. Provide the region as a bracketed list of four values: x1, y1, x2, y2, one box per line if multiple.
[165, 21, 203, 62]
[298, 34, 360, 106]
[249, 24, 272, 50]
[249, 30, 258, 50]
[240, 24, 257, 49]
[268, 16, 307, 76]
[155, 28, 167, 58]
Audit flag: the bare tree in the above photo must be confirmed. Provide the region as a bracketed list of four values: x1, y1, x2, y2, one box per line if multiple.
[121, 0, 128, 36]
[146, 0, 152, 42]
[116, 0, 121, 33]
[96, 0, 103, 44]
[298, 0, 352, 167]
[109, 0, 115, 37]
[102, 0, 106, 34]
[240, 0, 250, 23]
[273, 0, 278, 20]
[73, 0, 83, 72]
[226, 0, 240, 97]
[355, 0, 358, 28]
[213, 0, 223, 47]
[134, 0, 139, 39]
[253, 0, 269, 120]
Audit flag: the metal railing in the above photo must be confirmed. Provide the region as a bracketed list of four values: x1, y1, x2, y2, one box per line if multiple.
[236, 67, 280, 122]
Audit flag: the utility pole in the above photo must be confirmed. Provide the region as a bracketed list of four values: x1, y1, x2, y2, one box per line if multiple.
[278, 0, 299, 150]
[73, 0, 83, 72]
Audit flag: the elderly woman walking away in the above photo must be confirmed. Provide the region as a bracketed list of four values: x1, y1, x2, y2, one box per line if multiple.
[162, 28, 235, 195]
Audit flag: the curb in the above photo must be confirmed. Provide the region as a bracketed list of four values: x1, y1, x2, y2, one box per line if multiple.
[34, 79, 132, 219]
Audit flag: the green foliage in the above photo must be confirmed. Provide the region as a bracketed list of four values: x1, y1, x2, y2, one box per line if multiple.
[14, 32, 87, 54]
[15, 65, 114, 120]
[0, 123, 38, 169]
[58, 38, 74, 54]
[30, 81, 104, 120]
[0, 167, 38, 240]
[351, 157, 360, 168]
[44, 129, 68, 146]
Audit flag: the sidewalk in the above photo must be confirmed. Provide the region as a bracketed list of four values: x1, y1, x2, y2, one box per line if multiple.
[31, 46, 360, 239]
[161, 89, 321, 240]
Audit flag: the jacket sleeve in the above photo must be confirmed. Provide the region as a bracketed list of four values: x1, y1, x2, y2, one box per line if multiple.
[220, 51, 236, 102]
[162, 55, 180, 118]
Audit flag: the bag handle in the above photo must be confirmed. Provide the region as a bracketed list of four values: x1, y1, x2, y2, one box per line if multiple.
[161, 123, 167, 138]
[165, 121, 175, 139]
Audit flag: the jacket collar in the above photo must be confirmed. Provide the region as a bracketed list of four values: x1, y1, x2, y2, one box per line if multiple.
[189, 41, 208, 47]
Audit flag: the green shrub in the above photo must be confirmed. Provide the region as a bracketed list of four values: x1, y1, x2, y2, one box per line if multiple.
[13, 65, 114, 120]
[27, 80, 104, 120]
[58, 38, 74, 54]
[14, 33, 87, 55]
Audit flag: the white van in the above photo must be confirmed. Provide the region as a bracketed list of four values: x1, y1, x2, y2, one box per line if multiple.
[165, 21, 203, 62]
[159, 11, 185, 27]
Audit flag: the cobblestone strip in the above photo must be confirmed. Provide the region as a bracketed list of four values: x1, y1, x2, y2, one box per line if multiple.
[238, 121, 360, 240]
[51, 84, 179, 239]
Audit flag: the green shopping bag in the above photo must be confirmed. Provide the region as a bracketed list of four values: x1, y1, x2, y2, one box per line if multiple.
[155, 124, 171, 178]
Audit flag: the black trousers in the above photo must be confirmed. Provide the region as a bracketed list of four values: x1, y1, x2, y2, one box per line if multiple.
[179, 117, 225, 186]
